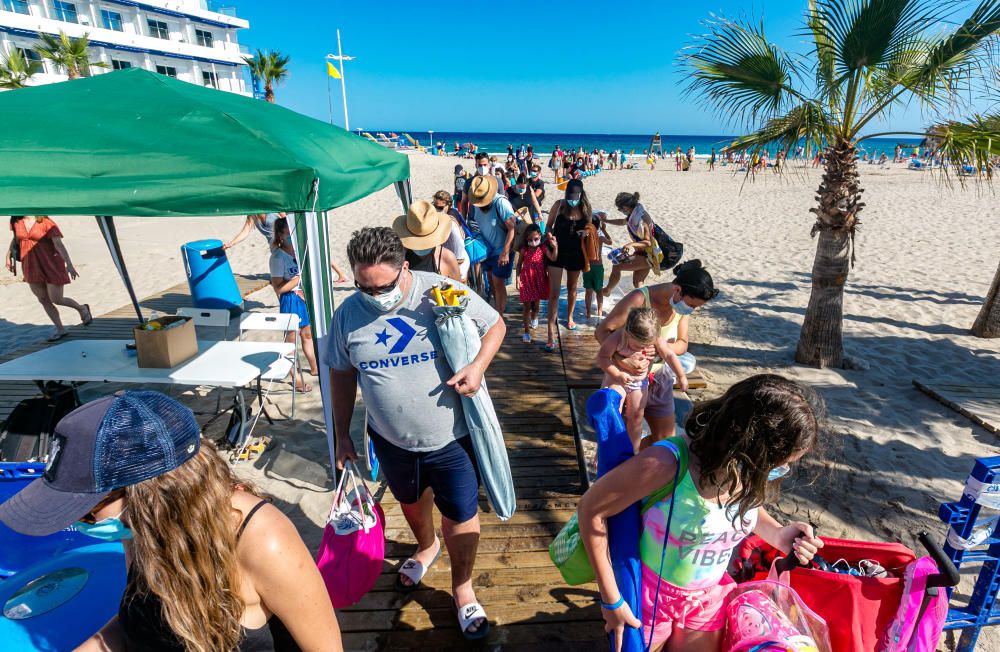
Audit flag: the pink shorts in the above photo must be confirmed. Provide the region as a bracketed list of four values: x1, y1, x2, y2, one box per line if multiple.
[640, 564, 736, 646]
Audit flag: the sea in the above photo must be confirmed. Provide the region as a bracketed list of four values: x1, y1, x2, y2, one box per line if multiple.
[371, 131, 921, 157]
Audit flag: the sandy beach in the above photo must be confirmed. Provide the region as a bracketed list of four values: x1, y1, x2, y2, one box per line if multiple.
[4, 151, 999, 649]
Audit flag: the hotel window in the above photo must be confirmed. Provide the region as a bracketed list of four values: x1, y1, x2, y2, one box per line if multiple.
[202, 71, 218, 88]
[195, 29, 213, 48]
[101, 9, 123, 31]
[147, 19, 169, 40]
[2, 0, 30, 14]
[17, 47, 44, 72]
[52, 0, 78, 23]
[155, 65, 177, 78]
[111, 59, 132, 70]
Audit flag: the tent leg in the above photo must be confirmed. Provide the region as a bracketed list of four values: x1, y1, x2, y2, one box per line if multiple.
[95, 216, 144, 324]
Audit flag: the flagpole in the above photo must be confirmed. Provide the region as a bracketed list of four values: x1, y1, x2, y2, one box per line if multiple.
[326, 71, 333, 125]
[337, 29, 349, 131]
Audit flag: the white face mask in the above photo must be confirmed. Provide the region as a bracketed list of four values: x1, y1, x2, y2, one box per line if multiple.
[361, 284, 404, 312]
[477, 165, 489, 175]
[670, 295, 695, 316]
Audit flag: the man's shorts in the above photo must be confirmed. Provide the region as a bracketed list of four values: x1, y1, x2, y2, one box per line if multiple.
[581, 264, 605, 290]
[368, 429, 480, 523]
[482, 254, 514, 283]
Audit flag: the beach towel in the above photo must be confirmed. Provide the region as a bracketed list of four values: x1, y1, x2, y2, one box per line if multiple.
[581, 223, 600, 274]
[432, 296, 516, 520]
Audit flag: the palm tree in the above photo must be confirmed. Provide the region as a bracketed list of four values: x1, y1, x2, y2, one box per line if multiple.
[0, 47, 41, 89]
[243, 49, 290, 103]
[33, 31, 107, 80]
[681, 0, 1000, 366]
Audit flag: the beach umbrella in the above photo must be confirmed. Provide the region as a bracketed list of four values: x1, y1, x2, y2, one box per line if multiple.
[587, 388, 643, 652]
[430, 294, 515, 520]
[0, 69, 411, 474]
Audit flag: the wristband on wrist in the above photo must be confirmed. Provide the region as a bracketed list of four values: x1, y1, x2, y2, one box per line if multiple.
[600, 595, 625, 610]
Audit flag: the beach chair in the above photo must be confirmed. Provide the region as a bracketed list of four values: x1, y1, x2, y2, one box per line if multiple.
[239, 312, 300, 419]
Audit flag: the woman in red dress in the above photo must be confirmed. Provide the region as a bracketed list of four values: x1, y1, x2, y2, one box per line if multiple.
[6, 215, 91, 341]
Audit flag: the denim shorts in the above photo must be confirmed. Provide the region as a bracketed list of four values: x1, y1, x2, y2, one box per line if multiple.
[368, 429, 481, 523]
[482, 254, 514, 283]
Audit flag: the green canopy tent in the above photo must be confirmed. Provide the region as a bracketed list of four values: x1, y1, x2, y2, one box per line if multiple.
[0, 68, 412, 471]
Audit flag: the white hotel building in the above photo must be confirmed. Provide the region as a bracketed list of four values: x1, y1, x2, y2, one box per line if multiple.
[0, 0, 252, 95]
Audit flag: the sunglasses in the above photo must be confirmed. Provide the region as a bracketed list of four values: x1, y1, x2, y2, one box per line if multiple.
[80, 489, 126, 524]
[355, 267, 403, 296]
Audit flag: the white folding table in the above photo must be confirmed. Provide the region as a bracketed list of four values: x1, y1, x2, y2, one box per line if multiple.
[0, 339, 295, 447]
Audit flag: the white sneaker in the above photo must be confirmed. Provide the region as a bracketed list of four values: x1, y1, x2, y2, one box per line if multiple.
[522, 333, 532, 343]
[530, 318, 539, 329]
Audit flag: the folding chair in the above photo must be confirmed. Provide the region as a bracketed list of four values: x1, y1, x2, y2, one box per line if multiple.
[239, 312, 300, 418]
[175, 307, 233, 412]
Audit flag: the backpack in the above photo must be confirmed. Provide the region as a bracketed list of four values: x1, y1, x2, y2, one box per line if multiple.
[878, 557, 948, 651]
[0, 383, 80, 462]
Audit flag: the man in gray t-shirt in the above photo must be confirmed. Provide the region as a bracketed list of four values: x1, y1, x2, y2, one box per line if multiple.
[327, 227, 504, 640]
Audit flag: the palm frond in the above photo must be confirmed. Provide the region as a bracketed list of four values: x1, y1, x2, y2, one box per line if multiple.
[0, 47, 41, 89]
[804, 0, 842, 109]
[726, 102, 835, 156]
[901, 0, 1000, 106]
[817, 0, 955, 75]
[679, 17, 802, 129]
[930, 112, 1000, 180]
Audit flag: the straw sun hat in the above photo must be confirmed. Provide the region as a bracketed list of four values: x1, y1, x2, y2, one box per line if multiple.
[392, 200, 453, 250]
[469, 174, 499, 208]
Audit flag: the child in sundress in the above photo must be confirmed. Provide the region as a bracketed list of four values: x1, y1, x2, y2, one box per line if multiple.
[598, 307, 687, 451]
[516, 224, 554, 343]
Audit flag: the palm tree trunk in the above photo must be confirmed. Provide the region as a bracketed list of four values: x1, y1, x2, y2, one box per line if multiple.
[265, 81, 275, 103]
[972, 259, 1000, 337]
[795, 142, 863, 367]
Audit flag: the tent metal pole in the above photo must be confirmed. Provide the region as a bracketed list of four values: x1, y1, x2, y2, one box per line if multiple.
[95, 215, 144, 324]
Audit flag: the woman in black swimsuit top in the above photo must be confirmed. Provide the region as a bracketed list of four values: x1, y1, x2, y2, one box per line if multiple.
[543, 178, 596, 350]
[78, 438, 342, 651]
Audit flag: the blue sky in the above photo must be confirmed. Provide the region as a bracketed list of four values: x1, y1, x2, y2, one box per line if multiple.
[233, 0, 986, 135]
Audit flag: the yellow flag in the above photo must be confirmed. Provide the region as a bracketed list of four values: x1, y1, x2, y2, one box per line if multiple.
[326, 62, 341, 79]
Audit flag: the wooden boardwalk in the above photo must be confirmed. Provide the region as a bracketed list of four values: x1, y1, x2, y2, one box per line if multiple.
[914, 381, 1000, 434]
[0, 274, 269, 422]
[340, 315, 607, 651]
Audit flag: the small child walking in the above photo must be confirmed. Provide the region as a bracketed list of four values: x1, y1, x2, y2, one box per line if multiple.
[597, 307, 687, 451]
[516, 224, 552, 343]
[582, 214, 612, 320]
[579, 374, 826, 652]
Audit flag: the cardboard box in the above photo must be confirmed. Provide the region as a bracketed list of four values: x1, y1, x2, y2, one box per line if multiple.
[133, 316, 198, 369]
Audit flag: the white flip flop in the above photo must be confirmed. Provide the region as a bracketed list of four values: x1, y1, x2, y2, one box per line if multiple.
[395, 538, 441, 592]
[455, 600, 490, 641]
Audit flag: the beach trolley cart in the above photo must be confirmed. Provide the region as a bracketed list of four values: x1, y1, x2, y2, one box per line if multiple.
[730, 532, 959, 651]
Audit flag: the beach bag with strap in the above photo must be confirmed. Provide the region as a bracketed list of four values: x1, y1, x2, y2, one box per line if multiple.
[549, 436, 688, 586]
[315, 461, 385, 608]
[878, 556, 947, 652]
[455, 209, 490, 265]
[8, 234, 20, 276]
[651, 224, 683, 272]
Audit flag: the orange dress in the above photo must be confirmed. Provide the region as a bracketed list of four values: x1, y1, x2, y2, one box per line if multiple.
[14, 218, 71, 285]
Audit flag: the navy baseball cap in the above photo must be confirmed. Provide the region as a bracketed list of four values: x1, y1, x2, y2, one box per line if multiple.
[0, 390, 200, 536]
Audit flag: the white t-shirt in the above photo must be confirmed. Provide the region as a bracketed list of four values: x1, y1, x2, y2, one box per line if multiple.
[269, 248, 300, 292]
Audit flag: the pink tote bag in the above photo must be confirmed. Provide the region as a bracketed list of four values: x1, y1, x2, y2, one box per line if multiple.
[315, 462, 385, 608]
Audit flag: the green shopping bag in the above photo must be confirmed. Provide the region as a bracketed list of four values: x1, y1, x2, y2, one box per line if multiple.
[549, 436, 688, 585]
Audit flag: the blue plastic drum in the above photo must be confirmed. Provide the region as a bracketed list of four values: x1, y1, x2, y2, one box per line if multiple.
[181, 239, 243, 314]
[0, 463, 126, 649]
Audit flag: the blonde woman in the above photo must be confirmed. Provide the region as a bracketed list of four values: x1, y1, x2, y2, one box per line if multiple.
[0, 390, 343, 652]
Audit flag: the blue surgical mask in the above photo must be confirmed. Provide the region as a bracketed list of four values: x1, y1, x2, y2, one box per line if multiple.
[410, 247, 434, 256]
[768, 464, 791, 482]
[71, 510, 133, 542]
[671, 296, 695, 316]
[361, 285, 404, 312]
[567, 199, 580, 207]
[529, 171, 538, 178]
[516, 186, 526, 195]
